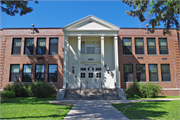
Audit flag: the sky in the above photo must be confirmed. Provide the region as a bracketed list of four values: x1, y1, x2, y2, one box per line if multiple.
[0, 1, 166, 29]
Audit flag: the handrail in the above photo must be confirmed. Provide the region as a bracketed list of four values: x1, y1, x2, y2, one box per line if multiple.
[115, 82, 119, 99]
[79, 82, 82, 98]
[101, 82, 104, 99]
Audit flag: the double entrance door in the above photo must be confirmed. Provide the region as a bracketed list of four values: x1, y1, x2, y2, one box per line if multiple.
[80, 66, 102, 88]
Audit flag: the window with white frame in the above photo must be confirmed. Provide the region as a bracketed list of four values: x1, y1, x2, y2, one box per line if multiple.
[96, 41, 101, 53]
[81, 41, 101, 54]
[87, 41, 95, 53]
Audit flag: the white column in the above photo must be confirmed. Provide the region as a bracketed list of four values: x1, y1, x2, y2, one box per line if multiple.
[63, 36, 68, 89]
[101, 36, 104, 87]
[114, 36, 119, 88]
[77, 36, 81, 88]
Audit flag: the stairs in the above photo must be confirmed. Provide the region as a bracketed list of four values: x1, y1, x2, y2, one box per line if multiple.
[63, 88, 120, 100]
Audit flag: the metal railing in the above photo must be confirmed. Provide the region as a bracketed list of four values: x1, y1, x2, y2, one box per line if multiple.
[115, 82, 119, 99]
[79, 82, 82, 98]
[101, 82, 104, 99]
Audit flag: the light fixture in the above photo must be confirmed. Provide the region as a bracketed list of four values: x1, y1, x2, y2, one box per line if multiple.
[146, 24, 149, 34]
[31, 24, 35, 34]
[107, 66, 110, 74]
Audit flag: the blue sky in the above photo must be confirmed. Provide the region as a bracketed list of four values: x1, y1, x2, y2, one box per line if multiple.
[1, 1, 165, 29]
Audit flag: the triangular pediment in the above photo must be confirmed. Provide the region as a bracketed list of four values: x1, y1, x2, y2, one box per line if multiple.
[63, 15, 119, 31]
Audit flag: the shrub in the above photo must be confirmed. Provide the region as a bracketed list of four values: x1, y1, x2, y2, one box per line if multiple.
[125, 81, 162, 98]
[1, 90, 15, 98]
[140, 82, 161, 98]
[31, 82, 57, 98]
[125, 80, 141, 98]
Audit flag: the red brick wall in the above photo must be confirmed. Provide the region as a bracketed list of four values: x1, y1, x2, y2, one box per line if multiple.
[0, 28, 64, 89]
[118, 28, 180, 96]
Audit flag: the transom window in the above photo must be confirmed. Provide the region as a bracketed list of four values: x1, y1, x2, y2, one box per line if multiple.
[96, 73, 101, 78]
[81, 68, 86, 71]
[81, 73, 85, 78]
[89, 73, 93, 78]
[96, 68, 101, 71]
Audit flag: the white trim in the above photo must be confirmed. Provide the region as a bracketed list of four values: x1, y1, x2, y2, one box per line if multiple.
[63, 36, 68, 89]
[162, 88, 180, 90]
[101, 36, 104, 87]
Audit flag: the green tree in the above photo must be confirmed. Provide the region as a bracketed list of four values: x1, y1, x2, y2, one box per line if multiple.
[122, 0, 179, 35]
[0, 0, 38, 16]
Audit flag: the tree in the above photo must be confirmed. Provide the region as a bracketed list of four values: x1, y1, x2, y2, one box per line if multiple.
[0, 0, 38, 16]
[122, 0, 179, 35]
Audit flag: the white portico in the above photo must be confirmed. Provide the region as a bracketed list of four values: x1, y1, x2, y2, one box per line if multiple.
[62, 15, 120, 89]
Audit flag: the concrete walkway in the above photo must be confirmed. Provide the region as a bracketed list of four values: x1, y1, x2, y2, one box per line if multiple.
[63, 100, 129, 120]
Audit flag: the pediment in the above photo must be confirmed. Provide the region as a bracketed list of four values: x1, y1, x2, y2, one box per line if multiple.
[63, 15, 119, 31]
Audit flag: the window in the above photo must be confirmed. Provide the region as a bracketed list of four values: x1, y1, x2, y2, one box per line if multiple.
[48, 65, 57, 82]
[136, 64, 146, 82]
[161, 64, 171, 81]
[37, 38, 46, 54]
[135, 38, 144, 54]
[35, 65, 45, 82]
[24, 38, 34, 55]
[96, 68, 101, 71]
[81, 68, 86, 71]
[123, 38, 132, 54]
[81, 73, 85, 78]
[49, 38, 58, 54]
[87, 41, 95, 53]
[124, 64, 133, 82]
[10, 64, 20, 82]
[149, 64, 158, 81]
[81, 41, 85, 53]
[12, 38, 21, 54]
[159, 38, 168, 54]
[96, 73, 101, 78]
[147, 38, 156, 54]
[22, 65, 32, 82]
[89, 73, 93, 78]
[96, 41, 101, 53]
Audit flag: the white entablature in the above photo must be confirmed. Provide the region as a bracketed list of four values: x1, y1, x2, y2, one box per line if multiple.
[62, 15, 120, 36]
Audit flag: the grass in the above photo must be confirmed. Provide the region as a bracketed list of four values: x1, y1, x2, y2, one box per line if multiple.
[112, 100, 180, 120]
[1, 97, 73, 120]
[127, 95, 180, 100]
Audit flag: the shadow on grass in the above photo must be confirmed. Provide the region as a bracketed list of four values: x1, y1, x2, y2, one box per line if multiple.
[112, 101, 169, 119]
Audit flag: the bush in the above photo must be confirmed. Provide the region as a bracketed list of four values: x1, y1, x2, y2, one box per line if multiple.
[4, 82, 56, 98]
[125, 81, 162, 98]
[140, 82, 161, 98]
[1, 90, 15, 98]
[31, 82, 57, 98]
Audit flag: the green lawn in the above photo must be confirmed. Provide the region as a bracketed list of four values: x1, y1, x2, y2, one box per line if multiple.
[1, 97, 73, 120]
[112, 100, 180, 120]
[127, 95, 180, 100]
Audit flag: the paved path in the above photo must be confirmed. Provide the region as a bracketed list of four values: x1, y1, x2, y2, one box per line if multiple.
[63, 100, 129, 120]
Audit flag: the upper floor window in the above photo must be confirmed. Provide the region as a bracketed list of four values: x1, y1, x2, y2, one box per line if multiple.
[159, 38, 168, 54]
[136, 64, 146, 82]
[22, 64, 32, 82]
[10, 64, 20, 82]
[37, 38, 46, 55]
[161, 64, 171, 81]
[35, 64, 45, 82]
[135, 38, 144, 54]
[48, 65, 57, 82]
[149, 64, 158, 81]
[123, 38, 132, 54]
[87, 41, 95, 53]
[49, 38, 58, 54]
[147, 38, 156, 54]
[12, 38, 21, 55]
[24, 38, 34, 55]
[81, 41, 85, 53]
[96, 41, 101, 53]
[124, 64, 133, 82]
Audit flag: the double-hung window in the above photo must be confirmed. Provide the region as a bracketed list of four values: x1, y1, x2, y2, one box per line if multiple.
[49, 38, 58, 54]
[48, 65, 57, 82]
[24, 38, 34, 55]
[123, 38, 132, 54]
[161, 64, 171, 81]
[96, 41, 101, 53]
[12, 38, 21, 55]
[135, 38, 144, 54]
[136, 64, 146, 82]
[10, 64, 20, 82]
[124, 64, 133, 82]
[35, 65, 45, 82]
[147, 38, 156, 54]
[87, 41, 95, 53]
[149, 64, 158, 81]
[159, 38, 168, 54]
[81, 41, 85, 53]
[37, 38, 46, 55]
[22, 64, 32, 82]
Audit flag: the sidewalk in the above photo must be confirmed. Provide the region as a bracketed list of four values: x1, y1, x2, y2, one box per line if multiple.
[63, 100, 129, 120]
